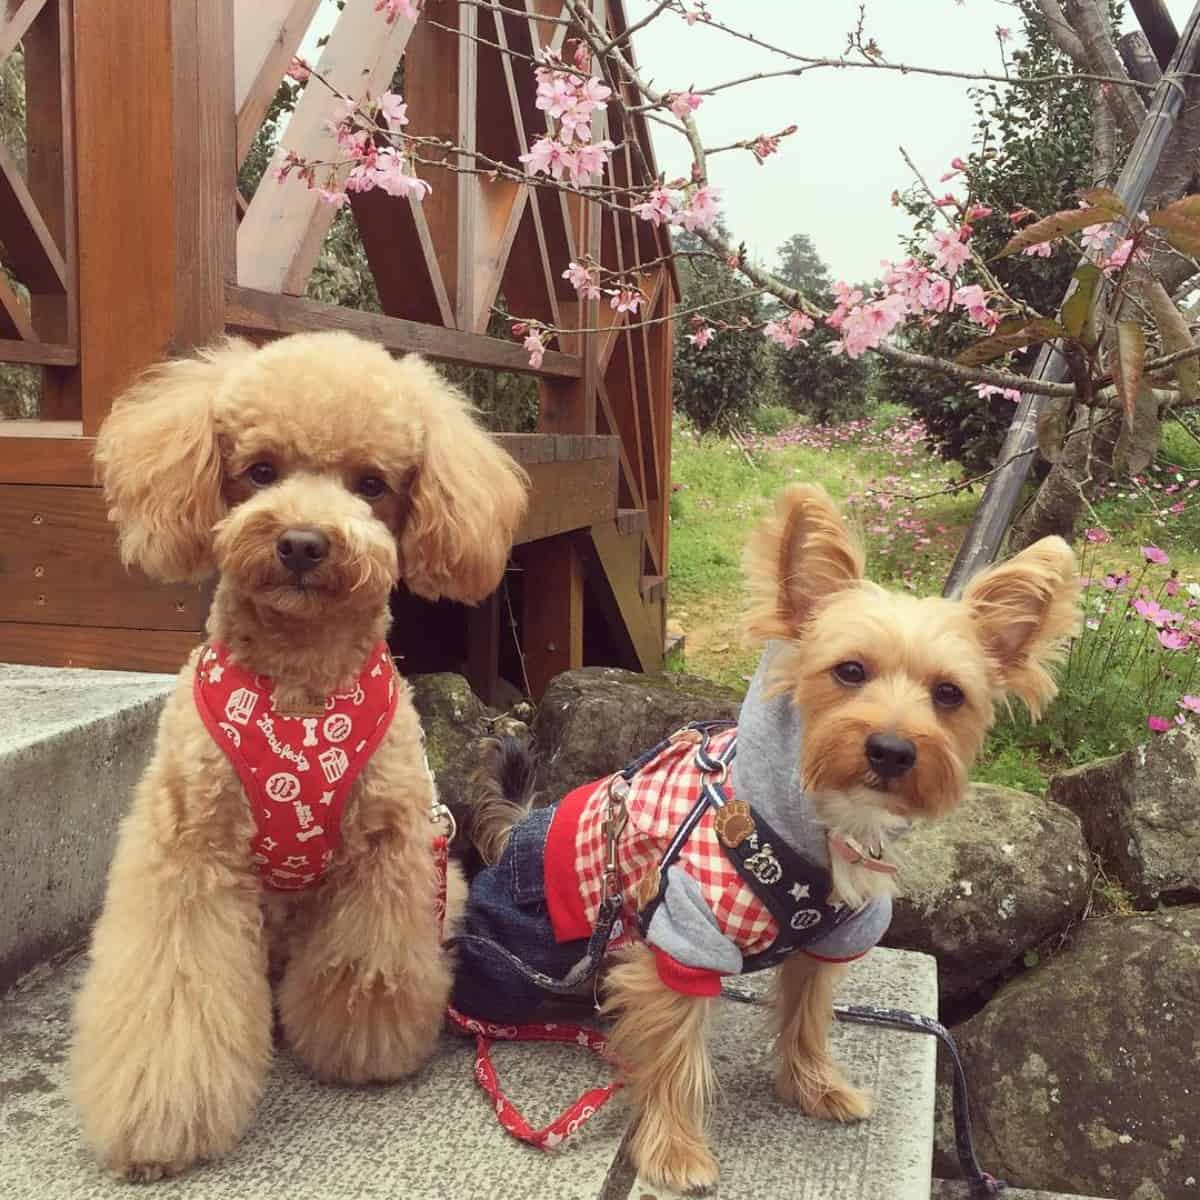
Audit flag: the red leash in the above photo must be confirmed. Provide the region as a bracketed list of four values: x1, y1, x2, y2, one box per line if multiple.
[433, 827, 621, 1150]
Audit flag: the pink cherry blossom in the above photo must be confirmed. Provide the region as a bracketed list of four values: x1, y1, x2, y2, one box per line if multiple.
[1009, 207, 1035, 225]
[1022, 241, 1054, 257]
[523, 331, 546, 368]
[287, 57, 310, 83]
[571, 139, 614, 182]
[372, 149, 430, 199]
[562, 261, 601, 300]
[676, 185, 721, 232]
[636, 185, 681, 227]
[975, 383, 1022, 402]
[996, 26, 1011, 41]
[316, 188, 348, 208]
[669, 90, 703, 119]
[376, 0, 419, 24]
[609, 288, 643, 314]
[926, 228, 971, 274]
[377, 92, 409, 128]
[1142, 544, 1169, 565]
[966, 204, 993, 220]
[687, 325, 714, 349]
[519, 136, 575, 180]
[1080, 222, 1113, 252]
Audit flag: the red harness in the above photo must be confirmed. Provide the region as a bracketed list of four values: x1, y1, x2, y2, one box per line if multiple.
[193, 641, 398, 891]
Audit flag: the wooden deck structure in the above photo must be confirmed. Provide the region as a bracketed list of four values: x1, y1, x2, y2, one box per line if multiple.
[0, 0, 675, 701]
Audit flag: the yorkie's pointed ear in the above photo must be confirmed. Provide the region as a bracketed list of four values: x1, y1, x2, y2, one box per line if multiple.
[745, 483, 864, 641]
[963, 536, 1081, 717]
[94, 338, 253, 582]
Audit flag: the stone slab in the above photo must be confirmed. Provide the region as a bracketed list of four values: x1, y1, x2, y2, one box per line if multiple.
[0, 664, 174, 986]
[0, 948, 937, 1200]
[933, 1183, 1115, 1200]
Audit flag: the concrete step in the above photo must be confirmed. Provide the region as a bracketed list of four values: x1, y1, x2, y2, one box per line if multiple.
[933, 1183, 1114, 1200]
[0, 663, 174, 988]
[1, 947, 938, 1200]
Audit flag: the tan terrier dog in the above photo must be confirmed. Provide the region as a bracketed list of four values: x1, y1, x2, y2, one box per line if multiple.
[458, 483, 1079, 1193]
[71, 331, 527, 1180]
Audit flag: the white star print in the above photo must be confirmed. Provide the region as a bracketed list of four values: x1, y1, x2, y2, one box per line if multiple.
[207, 663, 224, 683]
[282, 854, 309, 869]
[319, 790, 335, 806]
[790, 882, 810, 901]
[260, 836, 277, 851]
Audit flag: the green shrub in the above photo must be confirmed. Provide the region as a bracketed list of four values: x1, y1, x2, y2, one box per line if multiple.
[749, 403, 800, 436]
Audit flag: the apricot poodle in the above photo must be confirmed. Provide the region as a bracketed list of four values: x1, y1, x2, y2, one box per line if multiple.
[71, 331, 528, 1180]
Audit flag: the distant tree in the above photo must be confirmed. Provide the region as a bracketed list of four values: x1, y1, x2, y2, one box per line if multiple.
[769, 233, 872, 423]
[672, 226, 768, 433]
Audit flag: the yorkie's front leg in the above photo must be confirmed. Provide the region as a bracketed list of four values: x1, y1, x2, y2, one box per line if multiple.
[278, 778, 452, 1084]
[604, 944, 719, 1194]
[773, 952, 872, 1121]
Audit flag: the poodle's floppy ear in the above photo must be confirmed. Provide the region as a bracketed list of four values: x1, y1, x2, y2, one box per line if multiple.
[94, 339, 253, 582]
[744, 483, 865, 641]
[962, 535, 1081, 717]
[393, 356, 529, 604]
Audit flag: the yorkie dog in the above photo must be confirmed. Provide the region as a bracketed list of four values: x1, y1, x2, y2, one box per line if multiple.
[455, 483, 1079, 1192]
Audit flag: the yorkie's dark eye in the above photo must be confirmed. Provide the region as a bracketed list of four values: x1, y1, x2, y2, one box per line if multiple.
[933, 682, 965, 709]
[247, 462, 277, 487]
[832, 661, 867, 686]
[356, 475, 388, 499]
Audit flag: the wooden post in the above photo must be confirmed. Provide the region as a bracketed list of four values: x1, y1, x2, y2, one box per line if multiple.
[464, 590, 502, 706]
[518, 536, 583, 698]
[943, 0, 1200, 597]
[74, 0, 234, 432]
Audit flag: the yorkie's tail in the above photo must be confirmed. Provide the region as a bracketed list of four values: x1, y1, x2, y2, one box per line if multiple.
[469, 735, 538, 865]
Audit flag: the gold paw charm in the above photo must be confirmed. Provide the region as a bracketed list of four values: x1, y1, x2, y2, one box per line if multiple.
[714, 800, 755, 849]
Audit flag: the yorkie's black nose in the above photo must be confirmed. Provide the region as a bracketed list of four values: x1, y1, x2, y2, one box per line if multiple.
[277, 528, 329, 576]
[865, 732, 917, 779]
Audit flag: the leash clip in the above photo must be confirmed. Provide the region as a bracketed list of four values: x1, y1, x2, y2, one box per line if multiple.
[601, 775, 630, 903]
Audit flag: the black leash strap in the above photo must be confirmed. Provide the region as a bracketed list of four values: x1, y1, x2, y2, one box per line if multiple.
[721, 984, 1005, 1199]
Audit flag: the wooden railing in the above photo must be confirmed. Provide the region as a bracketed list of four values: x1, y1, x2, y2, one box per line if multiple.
[0, 0, 674, 699]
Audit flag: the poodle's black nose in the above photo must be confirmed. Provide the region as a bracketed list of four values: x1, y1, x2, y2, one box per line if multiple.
[865, 732, 917, 779]
[277, 528, 329, 576]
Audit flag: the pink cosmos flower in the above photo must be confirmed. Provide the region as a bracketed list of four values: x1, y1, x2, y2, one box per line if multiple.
[1142, 545, 1169, 565]
[927, 228, 971, 274]
[1084, 527, 1112, 543]
[523, 331, 546, 369]
[687, 325, 714, 350]
[377, 92, 409, 128]
[1165, 578, 1181, 597]
[1148, 715, 1172, 733]
[669, 90, 703, 119]
[1159, 629, 1189, 650]
[1178, 695, 1200, 714]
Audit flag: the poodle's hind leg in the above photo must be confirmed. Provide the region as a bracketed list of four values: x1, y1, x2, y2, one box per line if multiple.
[71, 808, 271, 1180]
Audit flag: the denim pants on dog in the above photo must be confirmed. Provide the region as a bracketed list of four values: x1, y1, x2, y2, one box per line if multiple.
[451, 804, 593, 1025]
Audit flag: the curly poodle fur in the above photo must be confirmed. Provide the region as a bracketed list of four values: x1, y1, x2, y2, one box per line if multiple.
[72, 331, 527, 1180]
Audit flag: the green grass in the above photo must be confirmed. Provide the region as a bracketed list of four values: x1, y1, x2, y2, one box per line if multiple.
[666, 409, 1200, 793]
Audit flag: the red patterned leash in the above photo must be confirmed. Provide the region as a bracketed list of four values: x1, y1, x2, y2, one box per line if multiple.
[444, 1006, 621, 1149]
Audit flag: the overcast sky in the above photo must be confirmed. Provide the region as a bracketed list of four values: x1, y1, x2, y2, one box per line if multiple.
[624, 0, 1196, 283]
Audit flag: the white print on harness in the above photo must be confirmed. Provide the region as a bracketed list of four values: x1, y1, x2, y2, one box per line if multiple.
[790, 908, 822, 932]
[292, 801, 314, 829]
[256, 715, 311, 772]
[301, 718, 319, 747]
[744, 843, 783, 886]
[282, 854, 309, 868]
[319, 747, 349, 783]
[326, 684, 365, 710]
[295, 824, 325, 844]
[789, 882, 811, 902]
[207, 662, 225, 684]
[319, 789, 335, 807]
[225, 687, 258, 726]
[323, 713, 353, 744]
[264, 771, 302, 803]
[218, 722, 242, 748]
[370, 659, 384, 678]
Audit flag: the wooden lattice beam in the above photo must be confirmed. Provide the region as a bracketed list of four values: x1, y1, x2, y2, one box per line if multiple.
[0, 141, 66, 294]
[0, 0, 51, 65]
[236, 0, 416, 296]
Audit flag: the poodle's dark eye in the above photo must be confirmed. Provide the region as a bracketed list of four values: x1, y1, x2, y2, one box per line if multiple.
[355, 475, 388, 499]
[247, 462, 277, 487]
[832, 661, 867, 686]
[933, 682, 965, 709]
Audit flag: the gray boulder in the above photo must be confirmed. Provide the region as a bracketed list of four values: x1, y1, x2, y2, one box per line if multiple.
[532, 667, 741, 801]
[1049, 724, 1200, 906]
[934, 908, 1200, 1200]
[884, 784, 1093, 1001]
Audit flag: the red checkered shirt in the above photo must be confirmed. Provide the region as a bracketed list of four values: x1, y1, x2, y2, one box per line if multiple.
[543, 728, 780, 993]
